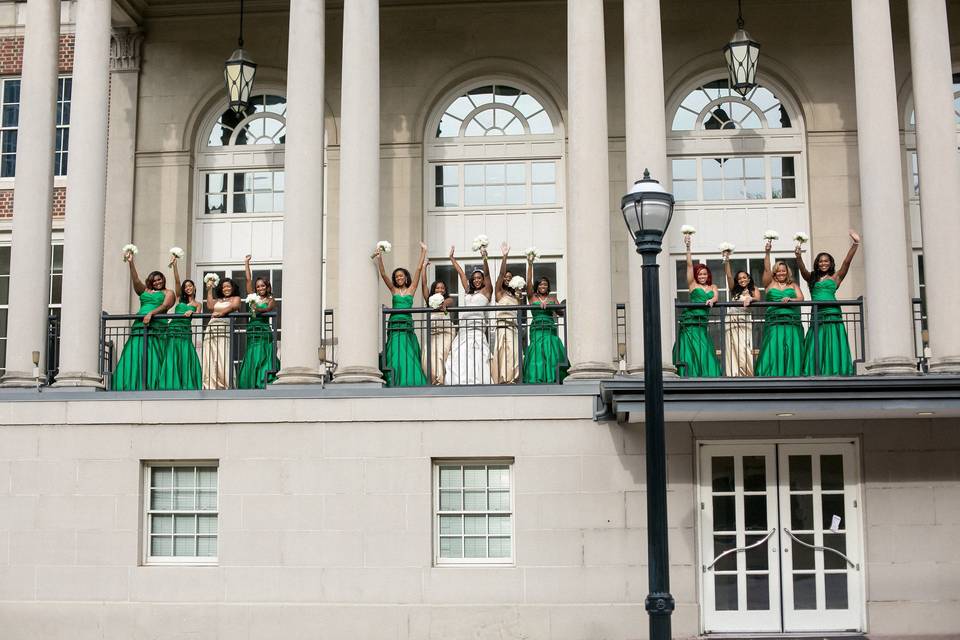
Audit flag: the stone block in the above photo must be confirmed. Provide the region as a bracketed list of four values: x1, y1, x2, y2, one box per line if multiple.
[423, 421, 521, 457]
[864, 486, 935, 525]
[281, 531, 363, 567]
[218, 459, 285, 495]
[217, 399, 294, 424]
[625, 490, 646, 529]
[322, 567, 423, 603]
[582, 528, 645, 566]
[66, 401, 141, 425]
[0, 495, 38, 530]
[546, 604, 646, 640]
[10, 530, 76, 566]
[405, 604, 550, 640]
[422, 566, 522, 604]
[515, 529, 583, 567]
[934, 486, 960, 524]
[284, 457, 363, 495]
[76, 460, 137, 496]
[363, 458, 430, 495]
[867, 561, 941, 602]
[291, 398, 354, 422]
[226, 423, 324, 460]
[323, 421, 422, 458]
[523, 566, 629, 603]
[514, 455, 581, 494]
[39, 425, 131, 460]
[218, 530, 283, 566]
[580, 454, 643, 492]
[35, 495, 117, 531]
[130, 425, 226, 460]
[6, 403, 65, 427]
[362, 530, 430, 568]
[518, 420, 624, 456]
[129, 566, 225, 602]
[0, 565, 36, 599]
[537, 492, 625, 530]
[0, 427, 39, 458]
[77, 530, 139, 566]
[223, 566, 284, 602]
[36, 566, 129, 601]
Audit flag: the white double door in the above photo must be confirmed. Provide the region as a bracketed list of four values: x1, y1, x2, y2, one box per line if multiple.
[699, 442, 863, 634]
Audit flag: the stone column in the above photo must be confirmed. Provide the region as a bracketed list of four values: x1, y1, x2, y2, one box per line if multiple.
[622, 0, 675, 377]
[564, 0, 616, 380]
[907, 0, 960, 373]
[332, 0, 383, 385]
[101, 29, 143, 316]
[0, 0, 60, 387]
[849, 0, 917, 375]
[274, 0, 326, 384]
[53, 0, 112, 388]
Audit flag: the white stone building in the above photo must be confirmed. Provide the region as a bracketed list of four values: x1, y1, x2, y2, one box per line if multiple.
[0, 0, 959, 638]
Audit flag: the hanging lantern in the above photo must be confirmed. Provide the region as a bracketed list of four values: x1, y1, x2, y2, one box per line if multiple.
[224, 0, 257, 114]
[723, 0, 760, 97]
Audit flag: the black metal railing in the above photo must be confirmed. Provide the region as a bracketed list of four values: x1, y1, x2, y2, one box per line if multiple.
[379, 302, 569, 387]
[615, 302, 627, 365]
[46, 313, 61, 386]
[912, 297, 928, 373]
[322, 308, 336, 379]
[673, 298, 865, 377]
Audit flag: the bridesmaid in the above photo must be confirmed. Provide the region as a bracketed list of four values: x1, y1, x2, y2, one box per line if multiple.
[113, 249, 174, 390]
[491, 242, 521, 384]
[796, 231, 859, 376]
[237, 255, 279, 389]
[375, 241, 429, 387]
[755, 239, 805, 376]
[722, 250, 760, 377]
[420, 261, 456, 385]
[521, 255, 567, 384]
[202, 275, 241, 389]
[157, 254, 202, 390]
[672, 234, 721, 377]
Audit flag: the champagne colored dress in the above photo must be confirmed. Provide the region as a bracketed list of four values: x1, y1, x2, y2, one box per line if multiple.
[422, 302, 456, 385]
[522, 305, 568, 384]
[157, 302, 201, 390]
[491, 292, 520, 383]
[672, 288, 721, 377]
[755, 287, 804, 377]
[113, 290, 168, 391]
[724, 291, 755, 377]
[237, 301, 278, 389]
[381, 294, 428, 387]
[202, 300, 234, 390]
[801, 279, 854, 376]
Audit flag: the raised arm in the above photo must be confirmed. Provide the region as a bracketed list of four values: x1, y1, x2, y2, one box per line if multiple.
[125, 252, 146, 295]
[205, 280, 217, 312]
[722, 250, 735, 290]
[794, 245, 812, 285]
[407, 242, 428, 296]
[421, 258, 430, 302]
[684, 234, 695, 289]
[834, 230, 860, 286]
[526, 256, 535, 298]
[170, 255, 182, 293]
[480, 247, 493, 297]
[495, 242, 510, 300]
[243, 255, 254, 294]
[449, 245, 469, 290]
[761, 239, 774, 288]
[373, 250, 392, 290]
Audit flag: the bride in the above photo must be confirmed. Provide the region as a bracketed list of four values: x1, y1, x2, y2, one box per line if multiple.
[445, 244, 493, 385]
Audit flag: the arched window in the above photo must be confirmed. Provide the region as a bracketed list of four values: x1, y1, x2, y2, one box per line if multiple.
[207, 94, 287, 147]
[667, 76, 807, 301]
[425, 81, 565, 299]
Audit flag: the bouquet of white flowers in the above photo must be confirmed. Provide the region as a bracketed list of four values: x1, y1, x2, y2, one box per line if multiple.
[793, 231, 809, 245]
[428, 293, 445, 310]
[508, 275, 526, 292]
[680, 225, 696, 236]
[472, 234, 490, 252]
[122, 244, 138, 261]
[525, 246, 540, 261]
[763, 229, 780, 241]
[719, 241, 735, 254]
[203, 273, 220, 289]
[244, 293, 262, 313]
[371, 240, 392, 259]
[169, 246, 184, 259]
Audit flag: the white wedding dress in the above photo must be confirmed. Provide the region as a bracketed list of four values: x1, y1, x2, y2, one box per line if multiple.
[445, 292, 492, 385]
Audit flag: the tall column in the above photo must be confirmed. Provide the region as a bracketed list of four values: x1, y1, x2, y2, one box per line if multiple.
[102, 29, 143, 316]
[564, 0, 616, 380]
[0, 0, 60, 387]
[849, 0, 917, 375]
[274, 0, 326, 384]
[332, 0, 383, 385]
[907, 0, 960, 373]
[53, 0, 112, 388]
[623, 0, 675, 377]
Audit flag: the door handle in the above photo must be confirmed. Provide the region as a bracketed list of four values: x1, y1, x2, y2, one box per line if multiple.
[783, 527, 859, 570]
[704, 528, 776, 572]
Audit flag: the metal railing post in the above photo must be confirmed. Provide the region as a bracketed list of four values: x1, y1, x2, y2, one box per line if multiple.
[424, 308, 433, 385]
[811, 300, 821, 377]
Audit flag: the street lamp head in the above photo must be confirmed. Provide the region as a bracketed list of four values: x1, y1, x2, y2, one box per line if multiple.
[621, 169, 675, 254]
[224, 47, 257, 115]
[723, 1, 760, 97]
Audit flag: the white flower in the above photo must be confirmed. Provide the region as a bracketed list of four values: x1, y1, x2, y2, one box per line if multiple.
[471, 234, 490, 251]
[719, 241, 735, 254]
[428, 293, 445, 309]
[169, 246, 184, 259]
[763, 229, 780, 241]
[793, 232, 809, 244]
[243, 293, 260, 304]
[524, 246, 540, 261]
[508, 275, 527, 292]
[121, 243, 138, 260]
[376, 240, 392, 254]
[680, 225, 696, 235]
[203, 273, 220, 288]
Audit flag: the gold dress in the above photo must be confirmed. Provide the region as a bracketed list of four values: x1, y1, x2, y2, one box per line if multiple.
[202, 300, 233, 390]
[724, 292, 755, 377]
[491, 292, 520, 383]
[422, 305, 456, 385]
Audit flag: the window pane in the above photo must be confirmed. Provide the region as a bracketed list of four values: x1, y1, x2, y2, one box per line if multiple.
[174, 536, 196, 557]
[820, 455, 844, 491]
[439, 466, 461, 488]
[439, 537, 463, 558]
[488, 514, 511, 534]
[151, 514, 173, 534]
[463, 466, 486, 488]
[198, 468, 217, 488]
[463, 537, 486, 558]
[151, 490, 172, 510]
[711, 457, 734, 492]
[488, 490, 510, 511]
[531, 184, 555, 204]
[153, 467, 173, 487]
[671, 158, 696, 180]
[505, 163, 524, 184]
[488, 536, 511, 558]
[197, 514, 217, 534]
[439, 490, 462, 511]
[703, 181, 722, 200]
[174, 514, 196, 534]
[715, 575, 738, 611]
[531, 161, 555, 183]
[198, 489, 217, 510]
[174, 467, 195, 488]
[463, 515, 486, 534]
[463, 490, 486, 510]
[151, 536, 173, 556]
[197, 536, 217, 557]
[673, 181, 696, 202]
[439, 515, 462, 534]
[505, 185, 525, 205]
[487, 466, 509, 488]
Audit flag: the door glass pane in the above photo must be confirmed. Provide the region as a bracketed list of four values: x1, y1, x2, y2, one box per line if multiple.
[712, 457, 734, 492]
[745, 534, 769, 570]
[742, 456, 766, 492]
[823, 533, 848, 570]
[792, 533, 815, 570]
[793, 574, 817, 610]
[825, 573, 849, 609]
[821, 494, 845, 530]
[746, 575, 770, 610]
[820, 455, 844, 490]
[789, 456, 812, 491]
[790, 494, 814, 530]
[713, 495, 736, 531]
[744, 495, 767, 531]
[714, 575, 738, 611]
[713, 535, 737, 571]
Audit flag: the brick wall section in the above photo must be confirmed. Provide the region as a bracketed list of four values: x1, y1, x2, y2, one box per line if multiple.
[0, 33, 74, 74]
[0, 187, 67, 219]
[0, 188, 12, 218]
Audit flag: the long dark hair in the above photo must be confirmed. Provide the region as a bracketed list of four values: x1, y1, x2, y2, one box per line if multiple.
[810, 252, 836, 283]
[254, 276, 273, 298]
[391, 267, 412, 289]
[429, 280, 449, 298]
[730, 271, 757, 299]
[215, 277, 239, 299]
[534, 276, 551, 295]
[468, 269, 485, 294]
[146, 271, 166, 291]
[180, 279, 197, 304]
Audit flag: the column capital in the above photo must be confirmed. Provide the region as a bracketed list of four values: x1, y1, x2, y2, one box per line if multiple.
[110, 29, 144, 73]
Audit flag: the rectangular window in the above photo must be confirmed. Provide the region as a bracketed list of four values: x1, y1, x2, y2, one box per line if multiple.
[434, 460, 513, 565]
[54, 77, 71, 176]
[144, 462, 218, 564]
[0, 76, 71, 178]
[670, 155, 799, 203]
[0, 243, 63, 376]
[432, 160, 557, 209]
[202, 170, 285, 215]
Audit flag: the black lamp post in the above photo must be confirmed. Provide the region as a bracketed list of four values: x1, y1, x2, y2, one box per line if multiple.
[621, 169, 676, 640]
[224, 0, 257, 114]
[723, 0, 760, 97]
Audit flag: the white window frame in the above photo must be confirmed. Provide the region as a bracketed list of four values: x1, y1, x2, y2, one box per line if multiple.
[433, 458, 515, 567]
[142, 460, 219, 566]
[0, 74, 72, 185]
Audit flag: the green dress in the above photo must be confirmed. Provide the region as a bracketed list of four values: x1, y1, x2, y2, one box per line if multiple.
[381, 294, 427, 387]
[112, 290, 168, 391]
[157, 302, 202, 390]
[237, 302, 278, 389]
[672, 288, 721, 377]
[755, 287, 804, 377]
[802, 279, 854, 376]
[522, 307, 568, 384]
